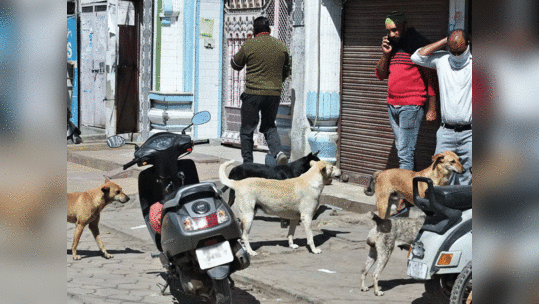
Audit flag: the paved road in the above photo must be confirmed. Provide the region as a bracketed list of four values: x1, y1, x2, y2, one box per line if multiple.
[67, 159, 431, 303]
[67, 218, 310, 304]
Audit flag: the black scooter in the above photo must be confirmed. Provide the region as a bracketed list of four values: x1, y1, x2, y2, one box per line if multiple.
[107, 111, 250, 304]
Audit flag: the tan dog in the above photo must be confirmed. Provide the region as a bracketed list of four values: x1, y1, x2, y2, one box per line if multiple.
[67, 179, 130, 260]
[364, 151, 465, 219]
[219, 160, 341, 256]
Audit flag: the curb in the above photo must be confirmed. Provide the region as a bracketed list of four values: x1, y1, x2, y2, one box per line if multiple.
[231, 272, 323, 304]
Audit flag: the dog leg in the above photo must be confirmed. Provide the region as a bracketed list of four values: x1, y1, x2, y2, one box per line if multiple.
[360, 246, 377, 292]
[71, 223, 85, 260]
[300, 214, 321, 254]
[377, 193, 392, 219]
[239, 212, 257, 256]
[88, 219, 113, 259]
[372, 244, 393, 296]
[287, 219, 300, 249]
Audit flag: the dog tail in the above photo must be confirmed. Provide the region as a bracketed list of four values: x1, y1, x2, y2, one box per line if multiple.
[219, 160, 239, 190]
[364, 171, 379, 196]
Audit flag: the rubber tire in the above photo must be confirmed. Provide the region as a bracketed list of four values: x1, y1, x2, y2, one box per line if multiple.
[425, 274, 453, 304]
[450, 262, 472, 304]
[212, 278, 232, 304]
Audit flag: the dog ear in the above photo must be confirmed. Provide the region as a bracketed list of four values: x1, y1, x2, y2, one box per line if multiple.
[432, 153, 445, 164]
[313, 150, 320, 156]
[101, 185, 110, 193]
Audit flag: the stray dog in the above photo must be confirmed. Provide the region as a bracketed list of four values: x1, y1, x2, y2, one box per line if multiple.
[364, 151, 465, 219]
[67, 179, 130, 260]
[219, 160, 341, 256]
[360, 212, 424, 296]
[224, 151, 320, 206]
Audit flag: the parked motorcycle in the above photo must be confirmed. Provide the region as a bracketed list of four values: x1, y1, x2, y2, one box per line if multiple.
[408, 177, 472, 304]
[107, 111, 250, 304]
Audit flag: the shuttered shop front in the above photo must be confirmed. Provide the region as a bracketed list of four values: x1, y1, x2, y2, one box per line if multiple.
[339, 0, 448, 185]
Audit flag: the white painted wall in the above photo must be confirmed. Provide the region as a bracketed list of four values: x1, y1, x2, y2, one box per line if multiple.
[196, 0, 222, 139]
[159, 0, 184, 92]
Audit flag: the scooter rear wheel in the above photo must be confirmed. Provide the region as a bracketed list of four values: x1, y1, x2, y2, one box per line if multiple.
[450, 262, 472, 304]
[212, 277, 232, 304]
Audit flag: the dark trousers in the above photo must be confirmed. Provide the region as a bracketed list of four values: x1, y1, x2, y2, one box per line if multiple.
[240, 93, 282, 163]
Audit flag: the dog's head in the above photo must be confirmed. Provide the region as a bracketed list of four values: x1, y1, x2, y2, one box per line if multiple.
[310, 160, 342, 184]
[296, 151, 321, 172]
[101, 180, 130, 204]
[432, 151, 465, 174]
[306, 151, 321, 162]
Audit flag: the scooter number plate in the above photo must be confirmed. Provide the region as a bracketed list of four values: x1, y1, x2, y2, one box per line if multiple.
[407, 260, 428, 280]
[195, 241, 234, 270]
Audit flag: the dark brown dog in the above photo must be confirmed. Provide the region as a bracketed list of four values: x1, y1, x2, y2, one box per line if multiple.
[67, 179, 130, 260]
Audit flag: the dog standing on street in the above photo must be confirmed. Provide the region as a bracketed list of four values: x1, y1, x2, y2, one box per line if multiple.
[360, 211, 424, 296]
[224, 152, 320, 206]
[364, 151, 465, 219]
[219, 159, 341, 256]
[67, 179, 130, 260]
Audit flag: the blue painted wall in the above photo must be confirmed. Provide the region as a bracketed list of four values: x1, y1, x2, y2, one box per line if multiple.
[67, 16, 78, 126]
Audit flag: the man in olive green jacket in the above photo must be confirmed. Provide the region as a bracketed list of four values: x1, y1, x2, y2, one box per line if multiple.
[231, 16, 291, 164]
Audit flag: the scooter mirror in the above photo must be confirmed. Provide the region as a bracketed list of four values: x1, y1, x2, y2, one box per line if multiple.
[106, 135, 126, 148]
[191, 111, 211, 126]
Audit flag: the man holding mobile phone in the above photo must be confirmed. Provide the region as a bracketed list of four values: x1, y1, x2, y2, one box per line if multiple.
[374, 11, 437, 216]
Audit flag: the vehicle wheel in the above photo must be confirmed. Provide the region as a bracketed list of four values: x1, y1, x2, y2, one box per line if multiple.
[450, 262, 472, 304]
[425, 274, 454, 304]
[212, 277, 232, 304]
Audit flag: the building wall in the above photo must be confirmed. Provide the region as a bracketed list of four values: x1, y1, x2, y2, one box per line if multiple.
[158, 0, 184, 92]
[195, 0, 223, 138]
[150, 0, 222, 139]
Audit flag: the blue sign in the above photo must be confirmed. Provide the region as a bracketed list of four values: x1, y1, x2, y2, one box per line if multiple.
[67, 15, 78, 126]
[67, 16, 77, 61]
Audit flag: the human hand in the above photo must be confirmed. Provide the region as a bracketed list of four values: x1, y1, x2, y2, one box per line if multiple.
[426, 109, 437, 122]
[382, 36, 392, 55]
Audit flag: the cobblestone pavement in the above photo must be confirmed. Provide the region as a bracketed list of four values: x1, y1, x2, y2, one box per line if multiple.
[67, 221, 310, 304]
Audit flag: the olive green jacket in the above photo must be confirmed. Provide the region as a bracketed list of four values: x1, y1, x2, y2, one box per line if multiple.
[231, 34, 291, 96]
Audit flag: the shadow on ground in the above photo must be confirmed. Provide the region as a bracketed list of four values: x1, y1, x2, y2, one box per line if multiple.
[153, 272, 262, 304]
[249, 230, 347, 252]
[66, 247, 144, 259]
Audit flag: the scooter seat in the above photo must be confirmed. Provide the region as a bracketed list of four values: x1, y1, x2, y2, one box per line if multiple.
[163, 182, 221, 211]
[432, 185, 472, 210]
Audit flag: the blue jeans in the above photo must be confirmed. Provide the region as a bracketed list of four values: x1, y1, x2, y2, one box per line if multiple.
[388, 105, 424, 170]
[435, 126, 472, 185]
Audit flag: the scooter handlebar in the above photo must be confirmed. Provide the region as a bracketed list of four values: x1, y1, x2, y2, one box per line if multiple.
[413, 177, 434, 209]
[193, 139, 210, 145]
[123, 158, 139, 170]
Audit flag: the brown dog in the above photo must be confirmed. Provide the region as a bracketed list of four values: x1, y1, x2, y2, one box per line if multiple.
[67, 179, 130, 260]
[364, 151, 465, 219]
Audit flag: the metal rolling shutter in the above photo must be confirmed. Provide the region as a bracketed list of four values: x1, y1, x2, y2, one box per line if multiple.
[340, 0, 448, 185]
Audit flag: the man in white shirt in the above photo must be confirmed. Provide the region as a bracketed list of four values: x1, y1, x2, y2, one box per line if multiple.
[411, 29, 472, 185]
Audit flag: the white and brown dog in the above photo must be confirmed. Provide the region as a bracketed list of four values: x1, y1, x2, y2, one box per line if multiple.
[219, 160, 341, 256]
